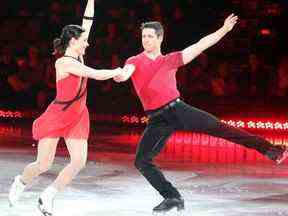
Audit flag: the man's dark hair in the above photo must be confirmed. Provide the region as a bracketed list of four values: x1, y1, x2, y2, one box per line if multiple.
[140, 21, 164, 37]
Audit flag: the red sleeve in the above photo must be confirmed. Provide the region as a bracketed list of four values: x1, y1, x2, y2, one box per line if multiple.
[125, 56, 137, 66]
[165, 51, 184, 69]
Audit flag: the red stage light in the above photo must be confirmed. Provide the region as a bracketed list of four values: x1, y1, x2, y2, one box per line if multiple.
[260, 28, 271, 36]
[141, 116, 149, 124]
[236, 121, 245, 128]
[118, 116, 288, 132]
[265, 122, 274, 129]
[256, 121, 265, 129]
[0, 110, 23, 118]
[247, 121, 256, 128]
[2, 109, 288, 132]
[227, 120, 236, 127]
[131, 116, 139, 123]
[283, 122, 288, 129]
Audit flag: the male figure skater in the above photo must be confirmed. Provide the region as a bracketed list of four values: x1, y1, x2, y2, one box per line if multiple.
[114, 14, 288, 213]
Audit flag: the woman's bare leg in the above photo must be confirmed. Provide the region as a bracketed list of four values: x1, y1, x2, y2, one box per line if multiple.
[38, 139, 87, 214]
[52, 138, 87, 191]
[21, 138, 59, 184]
[9, 138, 59, 206]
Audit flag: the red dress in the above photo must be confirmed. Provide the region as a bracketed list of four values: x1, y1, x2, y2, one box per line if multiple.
[32, 74, 89, 140]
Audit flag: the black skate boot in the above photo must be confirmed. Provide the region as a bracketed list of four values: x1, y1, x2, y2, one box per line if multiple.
[266, 147, 288, 164]
[153, 197, 184, 214]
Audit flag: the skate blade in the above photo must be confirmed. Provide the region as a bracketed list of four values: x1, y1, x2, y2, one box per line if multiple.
[38, 201, 52, 216]
[8, 201, 13, 208]
[8, 199, 16, 208]
[153, 207, 185, 216]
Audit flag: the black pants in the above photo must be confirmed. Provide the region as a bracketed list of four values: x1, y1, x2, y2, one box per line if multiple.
[134, 99, 283, 199]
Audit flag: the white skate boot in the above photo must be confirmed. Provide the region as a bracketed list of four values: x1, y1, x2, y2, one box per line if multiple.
[38, 186, 57, 216]
[8, 175, 26, 207]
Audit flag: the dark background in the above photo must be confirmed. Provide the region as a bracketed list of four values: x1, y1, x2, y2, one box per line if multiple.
[0, 0, 287, 116]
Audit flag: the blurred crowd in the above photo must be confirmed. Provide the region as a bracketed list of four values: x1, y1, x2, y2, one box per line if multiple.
[0, 0, 288, 113]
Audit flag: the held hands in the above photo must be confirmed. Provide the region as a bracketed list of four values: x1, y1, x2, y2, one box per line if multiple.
[113, 67, 125, 82]
[113, 64, 135, 82]
[223, 13, 238, 32]
[113, 76, 122, 83]
[113, 67, 124, 76]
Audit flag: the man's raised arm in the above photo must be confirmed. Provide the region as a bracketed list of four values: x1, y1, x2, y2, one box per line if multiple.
[182, 14, 238, 65]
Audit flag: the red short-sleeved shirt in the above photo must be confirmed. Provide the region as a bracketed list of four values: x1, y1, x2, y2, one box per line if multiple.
[125, 51, 184, 111]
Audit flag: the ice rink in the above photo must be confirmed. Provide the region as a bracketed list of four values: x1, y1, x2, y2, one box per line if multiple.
[1, 123, 288, 215]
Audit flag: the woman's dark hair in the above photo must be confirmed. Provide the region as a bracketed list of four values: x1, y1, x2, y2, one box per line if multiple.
[53, 24, 85, 55]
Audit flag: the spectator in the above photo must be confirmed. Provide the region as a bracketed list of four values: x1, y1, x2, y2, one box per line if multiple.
[7, 46, 45, 108]
[37, 54, 58, 109]
[211, 61, 237, 96]
[184, 63, 211, 97]
[238, 53, 271, 98]
[0, 47, 18, 102]
[274, 56, 288, 96]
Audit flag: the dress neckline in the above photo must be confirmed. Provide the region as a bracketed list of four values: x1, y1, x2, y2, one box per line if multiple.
[63, 55, 81, 62]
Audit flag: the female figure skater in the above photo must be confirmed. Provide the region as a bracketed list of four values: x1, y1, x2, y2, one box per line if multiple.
[8, 0, 123, 215]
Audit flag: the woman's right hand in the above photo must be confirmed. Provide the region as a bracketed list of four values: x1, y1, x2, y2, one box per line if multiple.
[113, 64, 136, 82]
[113, 67, 124, 76]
